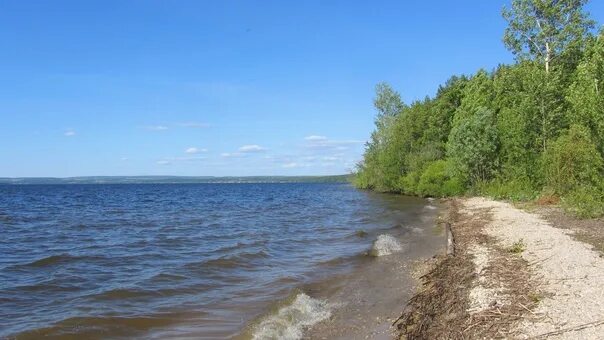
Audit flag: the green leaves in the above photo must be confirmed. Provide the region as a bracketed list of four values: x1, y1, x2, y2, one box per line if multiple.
[447, 107, 500, 185]
[544, 125, 604, 217]
[354, 82, 405, 192]
[567, 30, 604, 152]
[354, 0, 604, 217]
[502, 0, 594, 72]
[543, 124, 603, 195]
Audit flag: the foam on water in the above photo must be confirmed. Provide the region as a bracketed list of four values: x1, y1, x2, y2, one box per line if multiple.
[370, 234, 403, 257]
[252, 293, 331, 340]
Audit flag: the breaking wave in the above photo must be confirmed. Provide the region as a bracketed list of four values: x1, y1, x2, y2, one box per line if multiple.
[251, 293, 331, 340]
[369, 234, 403, 257]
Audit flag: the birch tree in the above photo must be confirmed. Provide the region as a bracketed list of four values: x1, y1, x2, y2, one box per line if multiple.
[502, 0, 594, 73]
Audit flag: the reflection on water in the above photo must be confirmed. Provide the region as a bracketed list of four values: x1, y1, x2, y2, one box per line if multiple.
[0, 183, 435, 339]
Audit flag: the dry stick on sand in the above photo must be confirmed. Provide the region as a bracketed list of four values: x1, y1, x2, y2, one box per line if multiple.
[395, 199, 541, 339]
[529, 319, 604, 339]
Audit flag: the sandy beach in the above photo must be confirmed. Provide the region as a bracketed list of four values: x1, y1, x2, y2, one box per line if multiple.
[398, 197, 604, 339]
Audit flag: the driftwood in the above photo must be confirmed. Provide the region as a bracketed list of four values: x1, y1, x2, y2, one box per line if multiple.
[396, 200, 540, 339]
[446, 222, 455, 256]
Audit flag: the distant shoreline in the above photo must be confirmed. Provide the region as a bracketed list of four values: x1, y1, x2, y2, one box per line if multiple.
[0, 175, 352, 185]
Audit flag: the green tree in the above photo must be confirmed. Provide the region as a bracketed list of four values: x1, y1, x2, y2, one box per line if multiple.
[447, 107, 500, 184]
[543, 124, 603, 194]
[453, 70, 494, 122]
[374, 82, 405, 121]
[503, 0, 594, 73]
[354, 1, 604, 217]
[493, 63, 541, 182]
[355, 83, 405, 191]
[567, 30, 604, 152]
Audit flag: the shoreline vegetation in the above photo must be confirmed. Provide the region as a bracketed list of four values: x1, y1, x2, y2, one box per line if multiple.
[350, 1, 604, 339]
[396, 197, 604, 339]
[353, 0, 604, 219]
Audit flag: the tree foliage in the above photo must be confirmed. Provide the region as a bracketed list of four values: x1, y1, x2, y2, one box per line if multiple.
[355, 0, 604, 217]
[567, 30, 604, 152]
[502, 0, 594, 72]
[447, 107, 499, 184]
[543, 125, 603, 195]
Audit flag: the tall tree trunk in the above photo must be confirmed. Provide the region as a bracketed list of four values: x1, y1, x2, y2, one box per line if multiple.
[541, 97, 547, 152]
[545, 42, 551, 73]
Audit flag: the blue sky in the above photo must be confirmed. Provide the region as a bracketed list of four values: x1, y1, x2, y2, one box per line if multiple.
[1, 1, 603, 177]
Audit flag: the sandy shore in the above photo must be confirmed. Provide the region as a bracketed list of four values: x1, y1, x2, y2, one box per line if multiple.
[305, 206, 445, 340]
[397, 197, 604, 339]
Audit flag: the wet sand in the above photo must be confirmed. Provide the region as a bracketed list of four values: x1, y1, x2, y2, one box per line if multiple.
[305, 205, 446, 339]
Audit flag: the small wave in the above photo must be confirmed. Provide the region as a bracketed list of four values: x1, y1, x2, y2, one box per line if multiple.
[252, 293, 331, 340]
[424, 205, 437, 210]
[0, 213, 12, 222]
[214, 240, 268, 254]
[185, 250, 270, 271]
[87, 284, 206, 301]
[355, 230, 368, 237]
[88, 288, 161, 301]
[28, 254, 73, 267]
[369, 235, 403, 257]
[13, 313, 191, 339]
[149, 273, 190, 282]
[14, 253, 103, 269]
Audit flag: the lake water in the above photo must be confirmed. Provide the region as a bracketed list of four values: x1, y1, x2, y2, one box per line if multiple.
[0, 183, 442, 339]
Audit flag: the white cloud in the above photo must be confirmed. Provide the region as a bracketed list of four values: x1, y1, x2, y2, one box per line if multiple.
[120, 157, 129, 161]
[159, 155, 207, 163]
[143, 122, 210, 131]
[176, 122, 210, 128]
[221, 152, 243, 158]
[282, 162, 301, 168]
[304, 135, 328, 141]
[144, 125, 169, 131]
[64, 130, 76, 137]
[185, 147, 207, 154]
[174, 156, 206, 162]
[303, 135, 363, 150]
[238, 144, 267, 153]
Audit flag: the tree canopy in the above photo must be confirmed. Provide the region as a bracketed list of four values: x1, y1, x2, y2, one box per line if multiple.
[355, 0, 603, 217]
[502, 0, 595, 73]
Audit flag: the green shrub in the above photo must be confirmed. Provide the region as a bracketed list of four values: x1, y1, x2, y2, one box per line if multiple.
[562, 187, 604, 218]
[399, 171, 420, 195]
[509, 239, 526, 254]
[442, 177, 465, 196]
[543, 125, 603, 195]
[478, 178, 538, 201]
[353, 166, 374, 190]
[416, 160, 465, 197]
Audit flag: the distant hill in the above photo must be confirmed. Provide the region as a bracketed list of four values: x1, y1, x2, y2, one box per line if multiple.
[0, 175, 352, 185]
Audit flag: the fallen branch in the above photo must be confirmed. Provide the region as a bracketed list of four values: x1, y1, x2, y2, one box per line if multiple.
[530, 319, 604, 339]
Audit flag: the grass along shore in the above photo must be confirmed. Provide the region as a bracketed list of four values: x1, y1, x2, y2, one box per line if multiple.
[396, 197, 604, 339]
